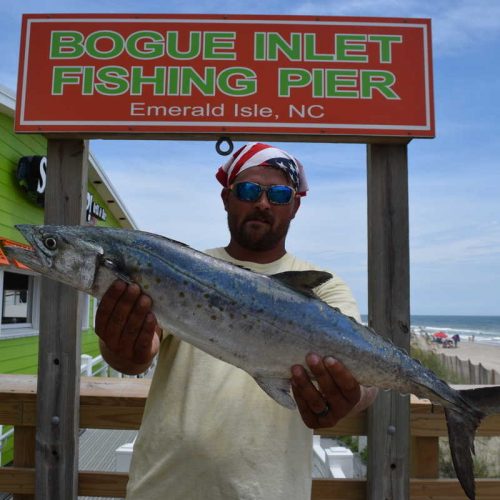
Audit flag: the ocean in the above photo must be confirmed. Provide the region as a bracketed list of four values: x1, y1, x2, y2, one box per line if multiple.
[361, 315, 500, 345]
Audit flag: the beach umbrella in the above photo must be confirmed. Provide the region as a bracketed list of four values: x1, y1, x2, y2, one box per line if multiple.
[432, 331, 448, 339]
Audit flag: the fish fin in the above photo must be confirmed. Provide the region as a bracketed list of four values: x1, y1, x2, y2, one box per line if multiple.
[460, 386, 500, 416]
[445, 405, 484, 500]
[101, 258, 133, 285]
[450, 385, 500, 500]
[271, 271, 333, 298]
[254, 376, 296, 410]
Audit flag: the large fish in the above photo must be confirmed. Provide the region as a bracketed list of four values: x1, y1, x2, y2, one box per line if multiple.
[4, 224, 500, 499]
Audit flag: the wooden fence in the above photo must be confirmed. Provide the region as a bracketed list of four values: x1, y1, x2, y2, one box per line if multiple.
[438, 353, 500, 385]
[1, 374, 500, 499]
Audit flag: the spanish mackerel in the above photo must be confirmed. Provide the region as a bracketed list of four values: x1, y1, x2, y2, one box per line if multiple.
[4, 224, 500, 500]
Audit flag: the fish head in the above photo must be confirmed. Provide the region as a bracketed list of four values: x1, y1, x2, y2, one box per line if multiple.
[4, 224, 104, 292]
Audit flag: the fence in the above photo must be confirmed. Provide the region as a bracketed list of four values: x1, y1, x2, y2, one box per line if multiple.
[437, 353, 500, 385]
[0, 355, 112, 467]
[1, 375, 500, 499]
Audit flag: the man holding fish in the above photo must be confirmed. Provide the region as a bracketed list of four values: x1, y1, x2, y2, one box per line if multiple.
[95, 142, 377, 499]
[8, 143, 494, 499]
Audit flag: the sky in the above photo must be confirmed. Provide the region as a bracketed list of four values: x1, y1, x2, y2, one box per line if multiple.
[1, 1, 499, 316]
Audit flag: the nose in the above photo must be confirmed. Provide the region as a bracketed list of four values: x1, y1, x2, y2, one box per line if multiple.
[254, 190, 272, 209]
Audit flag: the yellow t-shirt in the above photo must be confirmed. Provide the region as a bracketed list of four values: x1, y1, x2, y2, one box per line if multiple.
[126, 249, 360, 500]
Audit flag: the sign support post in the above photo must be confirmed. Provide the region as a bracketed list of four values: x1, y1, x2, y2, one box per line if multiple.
[35, 139, 88, 500]
[366, 143, 411, 499]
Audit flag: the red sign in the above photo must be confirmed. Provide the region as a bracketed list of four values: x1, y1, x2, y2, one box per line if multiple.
[16, 14, 434, 139]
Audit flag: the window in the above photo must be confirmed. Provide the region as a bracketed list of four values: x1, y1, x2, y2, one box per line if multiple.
[0, 268, 94, 339]
[2, 272, 30, 324]
[0, 269, 40, 338]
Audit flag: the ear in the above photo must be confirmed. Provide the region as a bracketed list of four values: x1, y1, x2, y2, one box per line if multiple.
[290, 196, 301, 219]
[221, 188, 230, 211]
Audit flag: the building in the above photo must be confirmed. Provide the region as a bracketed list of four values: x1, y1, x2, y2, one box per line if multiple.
[0, 84, 137, 466]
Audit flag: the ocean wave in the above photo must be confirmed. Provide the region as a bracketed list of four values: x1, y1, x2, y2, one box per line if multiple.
[417, 325, 497, 335]
[411, 325, 500, 338]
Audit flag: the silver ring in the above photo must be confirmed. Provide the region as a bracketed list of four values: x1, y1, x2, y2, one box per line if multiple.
[314, 402, 330, 418]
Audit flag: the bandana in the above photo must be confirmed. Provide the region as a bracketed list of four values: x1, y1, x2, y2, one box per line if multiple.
[216, 142, 309, 196]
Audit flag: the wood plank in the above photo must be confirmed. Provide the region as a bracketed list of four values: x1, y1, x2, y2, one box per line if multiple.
[0, 375, 148, 400]
[36, 139, 89, 500]
[410, 478, 500, 499]
[410, 436, 439, 478]
[0, 468, 128, 496]
[410, 397, 500, 437]
[80, 376, 151, 399]
[44, 131, 412, 144]
[314, 413, 366, 437]
[80, 405, 145, 429]
[2, 469, 499, 499]
[2, 375, 500, 433]
[13, 427, 36, 467]
[78, 471, 129, 496]
[312, 478, 365, 499]
[0, 467, 34, 495]
[80, 377, 149, 429]
[13, 426, 36, 500]
[366, 143, 411, 499]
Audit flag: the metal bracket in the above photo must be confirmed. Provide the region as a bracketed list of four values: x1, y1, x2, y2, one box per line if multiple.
[215, 137, 234, 156]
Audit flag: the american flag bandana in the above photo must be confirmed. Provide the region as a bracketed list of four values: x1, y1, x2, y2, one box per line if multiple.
[216, 142, 309, 196]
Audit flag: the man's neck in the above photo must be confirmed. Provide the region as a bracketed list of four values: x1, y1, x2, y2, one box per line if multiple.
[224, 242, 287, 264]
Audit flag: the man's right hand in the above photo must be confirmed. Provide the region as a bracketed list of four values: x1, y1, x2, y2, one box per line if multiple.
[95, 280, 160, 375]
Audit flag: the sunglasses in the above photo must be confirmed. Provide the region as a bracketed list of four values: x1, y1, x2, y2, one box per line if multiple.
[230, 181, 296, 205]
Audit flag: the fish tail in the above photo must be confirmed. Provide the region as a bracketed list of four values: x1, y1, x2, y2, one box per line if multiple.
[445, 386, 500, 500]
[444, 406, 482, 500]
[460, 386, 500, 416]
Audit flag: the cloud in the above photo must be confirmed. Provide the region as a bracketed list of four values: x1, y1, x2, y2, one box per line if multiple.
[433, 2, 500, 54]
[1, 0, 497, 315]
[290, 0, 500, 55]
[92, 140, 230, 249]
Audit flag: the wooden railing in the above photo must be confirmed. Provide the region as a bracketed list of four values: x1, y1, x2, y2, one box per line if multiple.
[1, 374, 500, 499]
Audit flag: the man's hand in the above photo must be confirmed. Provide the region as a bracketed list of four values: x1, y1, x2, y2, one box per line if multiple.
[291, 353, 361, 429]
[95, 280, 160, 375]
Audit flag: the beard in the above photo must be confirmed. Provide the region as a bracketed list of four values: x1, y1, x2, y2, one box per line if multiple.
[227, 210, 291, 251]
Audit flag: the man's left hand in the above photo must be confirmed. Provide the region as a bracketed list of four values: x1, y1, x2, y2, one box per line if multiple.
[291, 353, 361, 429]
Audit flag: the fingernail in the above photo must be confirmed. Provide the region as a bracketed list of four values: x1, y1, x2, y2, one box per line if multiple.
[324, 356, 337, 367]
[307, 353, 320, 365]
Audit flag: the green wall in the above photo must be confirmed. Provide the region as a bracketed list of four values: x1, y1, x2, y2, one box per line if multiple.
[0, 328, 100, 375]
[0, 111, 130, 465]
[0, 113, 45, 243]
[0, 111, 127, 370]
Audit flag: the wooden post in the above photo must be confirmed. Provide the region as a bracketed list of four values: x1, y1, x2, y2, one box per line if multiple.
[35, 139, 88, 499]
[366, 144, 411, 499]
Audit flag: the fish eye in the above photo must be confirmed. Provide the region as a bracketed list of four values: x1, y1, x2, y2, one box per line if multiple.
[44, 236, 58, 250]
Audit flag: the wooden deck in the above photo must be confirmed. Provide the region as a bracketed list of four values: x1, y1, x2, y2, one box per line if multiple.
[79, 428, 136, 500]
[1, 375, 500, 499]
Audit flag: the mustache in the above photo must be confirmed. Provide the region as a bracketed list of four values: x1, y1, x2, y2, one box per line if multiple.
[244, 211, 274, 224]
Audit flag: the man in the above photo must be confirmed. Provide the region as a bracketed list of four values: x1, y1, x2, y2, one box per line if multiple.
[96, 142, 377, 499]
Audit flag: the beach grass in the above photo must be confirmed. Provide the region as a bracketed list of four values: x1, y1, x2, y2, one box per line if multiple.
[439, 437, 500, 478]
[410, 343, 468, 384]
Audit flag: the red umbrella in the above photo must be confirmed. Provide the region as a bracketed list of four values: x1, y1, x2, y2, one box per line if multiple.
[432, 331, 448, 339]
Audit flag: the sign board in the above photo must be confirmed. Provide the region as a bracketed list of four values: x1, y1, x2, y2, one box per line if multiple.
[16, 155, 107, 223]
[16, 14, 434, 139]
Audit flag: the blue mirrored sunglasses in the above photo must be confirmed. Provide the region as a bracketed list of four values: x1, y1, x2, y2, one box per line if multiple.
[230, 181, 296, 205]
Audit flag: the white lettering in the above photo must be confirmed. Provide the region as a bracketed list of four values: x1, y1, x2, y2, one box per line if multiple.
[37, 157, 47, 194]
